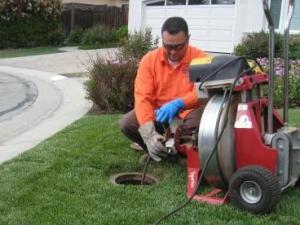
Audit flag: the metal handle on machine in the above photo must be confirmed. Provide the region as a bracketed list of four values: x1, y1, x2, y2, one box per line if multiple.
[262, 0, 275, 134]
[283, 0, 295, 126]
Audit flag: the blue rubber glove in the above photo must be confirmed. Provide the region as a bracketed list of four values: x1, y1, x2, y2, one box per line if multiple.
[155, 99, 185, 124]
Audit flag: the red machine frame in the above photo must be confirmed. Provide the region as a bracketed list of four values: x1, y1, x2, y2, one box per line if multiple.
[176, 73, 284, 205]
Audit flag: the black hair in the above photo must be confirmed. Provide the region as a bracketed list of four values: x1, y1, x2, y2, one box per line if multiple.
[161, 17, 189, 35]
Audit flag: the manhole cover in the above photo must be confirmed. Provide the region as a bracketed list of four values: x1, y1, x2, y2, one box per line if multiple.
[110, 172, 159, 186]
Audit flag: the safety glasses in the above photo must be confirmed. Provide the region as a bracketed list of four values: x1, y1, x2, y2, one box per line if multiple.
[162, 37, 189, 51]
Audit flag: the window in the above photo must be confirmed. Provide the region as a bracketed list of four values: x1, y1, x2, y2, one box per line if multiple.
[145, 0, 236, 6]
[166, 0, 186, 5]
[188, 0, 209, 5]
[270, 0, 282, 29]
[146, 0, 165, 6]
[291, 1, 300, 30]
[211, 0, 235, 4]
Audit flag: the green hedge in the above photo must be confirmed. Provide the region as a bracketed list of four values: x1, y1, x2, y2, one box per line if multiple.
[80, 24, 118, 49]
[65, 25, 128, 49]
[64, 27, 85, 46]
[0, 0, 64, 49]
[234, 31, 300, 59]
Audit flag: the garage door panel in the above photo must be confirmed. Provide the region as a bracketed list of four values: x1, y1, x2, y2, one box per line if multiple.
[190, 40, 210, 49]
[143, 4, 235, 52]
[142, 26, 160, 39]
[145, 18, 166, 27]
[184, 8, 210, 17]
[210, 19, 233, 28]
[192, 41, 234, 53]
[210, 7, 235, 17]
[190, 29, 210, 40]
[164, 9, 187, 17]
[209, 41, 232, 51]
[151, 29, 161, 39]
[210, 30, 232, 40]
[145, 7, 165, 18]
[188, 19, 211, 29]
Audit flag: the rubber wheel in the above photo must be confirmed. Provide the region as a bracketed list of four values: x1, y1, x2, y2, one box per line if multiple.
[229, 166, 281, 214]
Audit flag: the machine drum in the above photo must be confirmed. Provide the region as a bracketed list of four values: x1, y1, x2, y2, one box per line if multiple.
[198, 94, 237, 189]
[228, 166, 281, 214]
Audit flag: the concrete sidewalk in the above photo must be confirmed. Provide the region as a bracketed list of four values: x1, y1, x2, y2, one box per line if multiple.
[0, 48, 117, 164]
[0, 66, 92, 164]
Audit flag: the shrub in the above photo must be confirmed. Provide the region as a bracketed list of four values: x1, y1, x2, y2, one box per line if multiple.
[0, 0, 64, 48]
[120, 27, 159, 60]
[115, 25, 128, 42]
[289, 35, 300, 59]
[234, 31, 283, 58]
[235, 31, 300, 60]
[86, 28, 158, 113]
[86, 56, 138, 113]
[80, 24, 117, 49]
[65, 26, 85, 45]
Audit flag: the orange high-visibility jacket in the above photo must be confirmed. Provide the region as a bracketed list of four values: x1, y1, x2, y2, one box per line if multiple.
[134, 45, 208, 125]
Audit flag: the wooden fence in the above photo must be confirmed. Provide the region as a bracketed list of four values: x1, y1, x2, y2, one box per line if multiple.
[62, 3, 128, 35]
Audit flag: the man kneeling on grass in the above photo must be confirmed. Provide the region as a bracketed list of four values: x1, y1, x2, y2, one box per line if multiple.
[119, 17, 207, 163]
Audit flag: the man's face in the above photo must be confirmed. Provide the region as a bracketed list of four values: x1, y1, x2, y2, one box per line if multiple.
[162, 31, 189, 63]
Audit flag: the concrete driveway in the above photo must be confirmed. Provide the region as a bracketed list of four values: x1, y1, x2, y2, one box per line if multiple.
[0, 47, 115, 164]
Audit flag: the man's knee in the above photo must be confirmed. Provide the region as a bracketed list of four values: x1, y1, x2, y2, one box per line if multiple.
[119, 114, 130, 134]
[118, 110, 138, 135]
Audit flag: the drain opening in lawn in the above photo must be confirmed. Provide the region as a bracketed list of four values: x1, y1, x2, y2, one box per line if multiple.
[110, 172, 159, 186]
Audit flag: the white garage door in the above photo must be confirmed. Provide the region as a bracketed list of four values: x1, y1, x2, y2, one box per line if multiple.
[142, 1, 236, 53]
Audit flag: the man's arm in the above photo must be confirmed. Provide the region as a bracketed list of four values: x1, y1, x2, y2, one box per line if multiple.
[135, 53, 168, 161]
[134, 54, 156, 125]
[155, 48, 208, 123]
[181, 86, 200, 109]
[181, 49, 208, 108]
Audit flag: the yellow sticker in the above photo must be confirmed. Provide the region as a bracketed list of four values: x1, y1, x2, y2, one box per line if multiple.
[247, 59, 264, 73]
[190, 56, 214, 65]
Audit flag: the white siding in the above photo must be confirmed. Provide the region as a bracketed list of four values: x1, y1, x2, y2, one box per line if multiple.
[232, 0, 265, 48]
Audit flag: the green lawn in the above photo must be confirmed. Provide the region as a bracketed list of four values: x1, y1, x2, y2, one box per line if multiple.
[0, 47, 63, 59]
[0, 109, 299, 225]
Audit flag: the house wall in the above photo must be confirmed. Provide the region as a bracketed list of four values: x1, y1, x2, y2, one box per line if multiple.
[128, 0, 144, 32]
[128, 0, 300, 53]
[279, 0, 300, 33]
[232, 0, 266, 48]
[128, 0, 265, 53]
